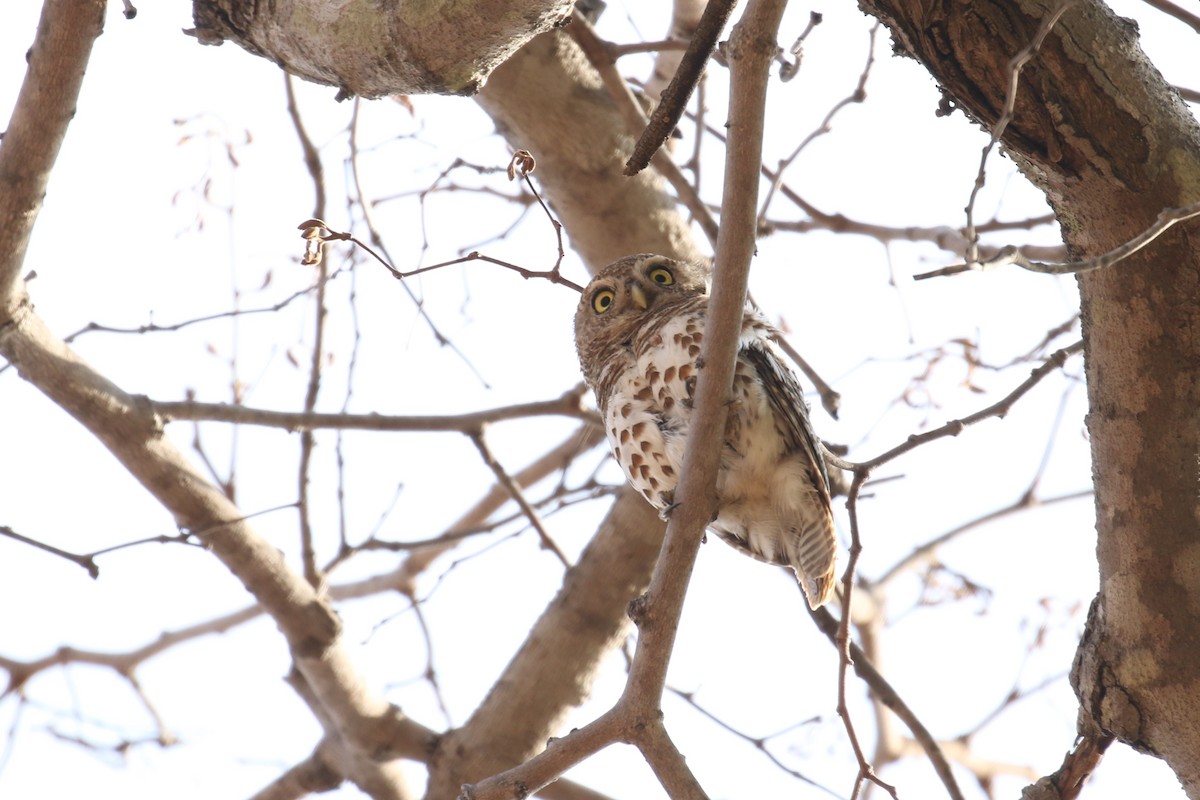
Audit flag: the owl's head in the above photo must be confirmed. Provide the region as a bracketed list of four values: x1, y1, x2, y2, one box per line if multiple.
[574, 254, 708, 384]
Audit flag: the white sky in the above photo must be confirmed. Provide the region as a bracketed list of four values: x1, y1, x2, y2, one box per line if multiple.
[0, 1, 1193, 799]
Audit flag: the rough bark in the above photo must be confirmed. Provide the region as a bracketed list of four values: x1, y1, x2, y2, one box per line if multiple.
[189, 0, 574, 97]
[857, 0, 1200, 795]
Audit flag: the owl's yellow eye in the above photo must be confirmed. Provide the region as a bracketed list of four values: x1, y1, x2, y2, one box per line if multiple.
[647, 265, 674, 286]
[592, 289, 615, 313]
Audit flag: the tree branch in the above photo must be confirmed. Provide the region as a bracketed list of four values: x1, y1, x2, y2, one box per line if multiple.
[150, 385, 594, 432]
[624, 0, 738, 175]
[916, 201, 1200, 279]
[0, 0, 105, 302]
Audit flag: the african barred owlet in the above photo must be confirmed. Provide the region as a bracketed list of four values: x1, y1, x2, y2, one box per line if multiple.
[574, 254, 837, 608]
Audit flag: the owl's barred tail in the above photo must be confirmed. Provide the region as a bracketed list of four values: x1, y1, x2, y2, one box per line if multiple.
[788, 517, 838, 610]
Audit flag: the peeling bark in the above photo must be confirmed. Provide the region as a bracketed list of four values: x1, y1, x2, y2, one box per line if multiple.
[858, 0, 1200, 794]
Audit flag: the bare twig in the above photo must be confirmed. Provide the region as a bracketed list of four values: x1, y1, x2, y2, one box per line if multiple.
[667, 686, 840, 796]
[298, 218, 585, 294]
[844, 340, 1084, 473]
[284, 74, 326, 220]
[690, 113, 1064, 262]
[150, 384, 594, 432]
[809, 605, 965, 800]
[778, 11, 823, 81]
[837, 476, 899, 800]
[345, 104, 489, 387]
[610, 38, 692, 58]
[1141, 0, 1200, 36]
[916, 201, 1200, 279]
[0, 524, 100, 578]
[624, 0, 738, 176]
[875, 488, 1091, 589]
[567, 15, 721, 247]
[770, 332, 841, 418]
[964, 2, 1076, 263]
[469, 431, 571, 568]
[759, 23, 878, 223]
[393, 423, 603, 592]
[54, 271, 346, 342]
[286, 72, 331, 591]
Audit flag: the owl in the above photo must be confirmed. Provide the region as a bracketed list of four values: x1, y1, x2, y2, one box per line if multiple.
[574, 254, 837, 608]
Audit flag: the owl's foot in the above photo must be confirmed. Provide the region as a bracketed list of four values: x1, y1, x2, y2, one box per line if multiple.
[657, 501, 680, 521]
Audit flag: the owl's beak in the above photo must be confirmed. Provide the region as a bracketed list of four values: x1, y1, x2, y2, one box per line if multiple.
[629, 283, 649, 310]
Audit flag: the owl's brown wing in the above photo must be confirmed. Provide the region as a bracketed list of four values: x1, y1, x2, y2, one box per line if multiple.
[740, 338, 833, 508]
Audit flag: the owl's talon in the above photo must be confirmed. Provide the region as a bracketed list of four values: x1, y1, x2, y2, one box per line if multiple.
[658, 501, 680, 521]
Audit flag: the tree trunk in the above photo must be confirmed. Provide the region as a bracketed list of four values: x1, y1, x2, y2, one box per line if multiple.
[858, 0, 1200, 794]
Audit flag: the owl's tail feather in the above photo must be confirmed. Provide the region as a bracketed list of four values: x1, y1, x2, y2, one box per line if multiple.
[788, 515, 837, 610]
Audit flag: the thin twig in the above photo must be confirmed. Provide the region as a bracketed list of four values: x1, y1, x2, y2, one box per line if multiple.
[845, 340, 1084, 473]
[0, 524, 100, 578]
[624, 0, 738, 176]
[151, 385, 594, 432]
[668, 686, 840, 797]
[778, 11, 823, 81]
[916, 201, 1200, 279]
[567, 15, 721, 246]
[1140, 0, 1200, 36]
[689, 113, 1063, 262]
[298, 218, 584, 293]
[758, 23, 878, 223]
[809, 605, 965, 800]
[609, 38, 692, 57]
[286, 72, 331, 591]
[770, 332, 841, 418]
[468, 431, 571, 568]
[964, 2, 1076, 263]
[344, 109, 489, 386]
[837, 476, 899, 800]
[875, 488, 1091, 588]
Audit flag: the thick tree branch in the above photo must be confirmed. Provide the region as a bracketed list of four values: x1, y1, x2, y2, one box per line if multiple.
[0, 0, 104, 303]
[187, 0, 574, 97]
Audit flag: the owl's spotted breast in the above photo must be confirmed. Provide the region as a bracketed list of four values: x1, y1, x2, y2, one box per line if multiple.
[601, 310, 702, 511]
